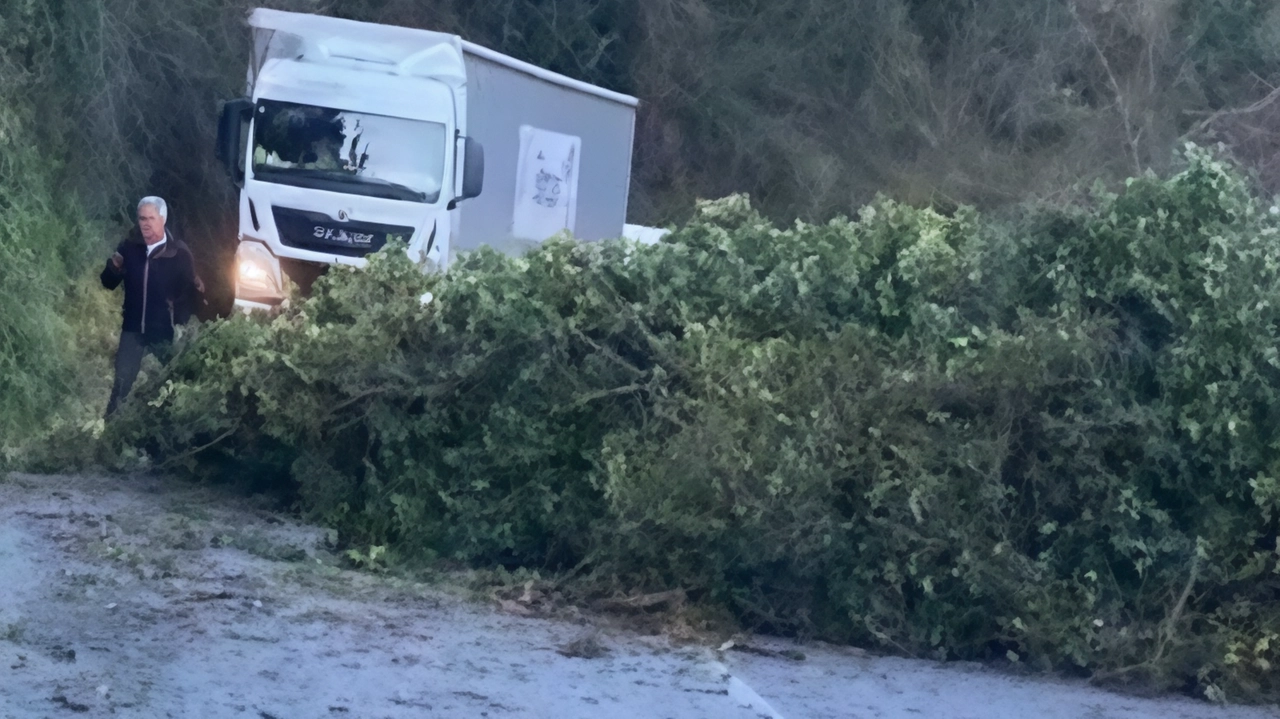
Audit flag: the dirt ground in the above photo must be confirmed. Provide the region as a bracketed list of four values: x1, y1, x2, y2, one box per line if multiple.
[1, 472, 1276, 719]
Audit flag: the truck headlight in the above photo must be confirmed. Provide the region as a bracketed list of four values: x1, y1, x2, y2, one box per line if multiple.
[235, 241, 284, 303]
[239, 259, 268, 283]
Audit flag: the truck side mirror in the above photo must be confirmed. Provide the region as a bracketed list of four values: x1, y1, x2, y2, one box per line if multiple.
[460, 137, 484, 201]
[216, 98, 254, 187]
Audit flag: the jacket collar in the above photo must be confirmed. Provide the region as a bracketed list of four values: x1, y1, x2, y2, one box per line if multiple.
[131, 228, 179, 258]
[151, 232, 179, 259]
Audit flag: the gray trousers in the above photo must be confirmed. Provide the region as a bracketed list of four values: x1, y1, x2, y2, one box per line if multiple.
[105, 332, 169, 417]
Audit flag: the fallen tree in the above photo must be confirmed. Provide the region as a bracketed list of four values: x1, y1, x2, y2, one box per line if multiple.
[109, 147, 1280, 702]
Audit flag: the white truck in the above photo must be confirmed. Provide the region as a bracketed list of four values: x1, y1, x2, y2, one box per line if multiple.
[217, 9, 640, 310]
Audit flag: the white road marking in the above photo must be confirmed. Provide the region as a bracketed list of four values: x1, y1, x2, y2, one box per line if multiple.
[702, 654, 787, 719]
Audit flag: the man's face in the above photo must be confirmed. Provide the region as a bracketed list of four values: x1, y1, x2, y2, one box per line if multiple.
[138, 205, 165, 244]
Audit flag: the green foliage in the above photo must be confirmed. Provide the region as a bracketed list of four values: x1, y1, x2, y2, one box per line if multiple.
[0, 141, 83, 441]
[0, 0, 109, 448]
[110, 147, 1280, 702]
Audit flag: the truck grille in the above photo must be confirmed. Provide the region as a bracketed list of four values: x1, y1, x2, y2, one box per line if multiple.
[272, 207, 415, 258]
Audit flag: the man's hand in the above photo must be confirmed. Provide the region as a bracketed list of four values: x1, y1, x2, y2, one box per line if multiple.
[110, 252, 124, 270]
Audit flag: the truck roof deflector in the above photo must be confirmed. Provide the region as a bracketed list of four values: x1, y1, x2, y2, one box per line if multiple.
[396, 44, 465, 80]
[248, 8, 635, 107]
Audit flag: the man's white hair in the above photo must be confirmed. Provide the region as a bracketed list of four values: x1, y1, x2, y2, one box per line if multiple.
[138, 196, 168, 221]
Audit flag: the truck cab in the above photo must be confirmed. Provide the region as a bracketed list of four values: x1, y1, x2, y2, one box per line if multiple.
[218, 11, 483, 310]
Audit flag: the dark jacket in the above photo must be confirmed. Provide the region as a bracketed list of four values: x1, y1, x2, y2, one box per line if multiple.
[100, 228, 202, 345]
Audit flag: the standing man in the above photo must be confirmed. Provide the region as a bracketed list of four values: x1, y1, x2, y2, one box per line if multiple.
[101, 196, 203, 416]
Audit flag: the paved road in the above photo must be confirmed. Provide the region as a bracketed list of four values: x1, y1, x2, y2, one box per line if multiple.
[1, 473, 1275, 719]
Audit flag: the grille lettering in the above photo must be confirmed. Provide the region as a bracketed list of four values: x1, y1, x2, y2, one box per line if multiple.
[312, 226, 374, 245]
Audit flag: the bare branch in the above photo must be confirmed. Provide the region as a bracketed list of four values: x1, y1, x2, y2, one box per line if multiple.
[1070, 2, 1142, 176]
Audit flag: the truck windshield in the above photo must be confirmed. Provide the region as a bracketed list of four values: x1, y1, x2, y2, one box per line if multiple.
[251, 100, 446, 203]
